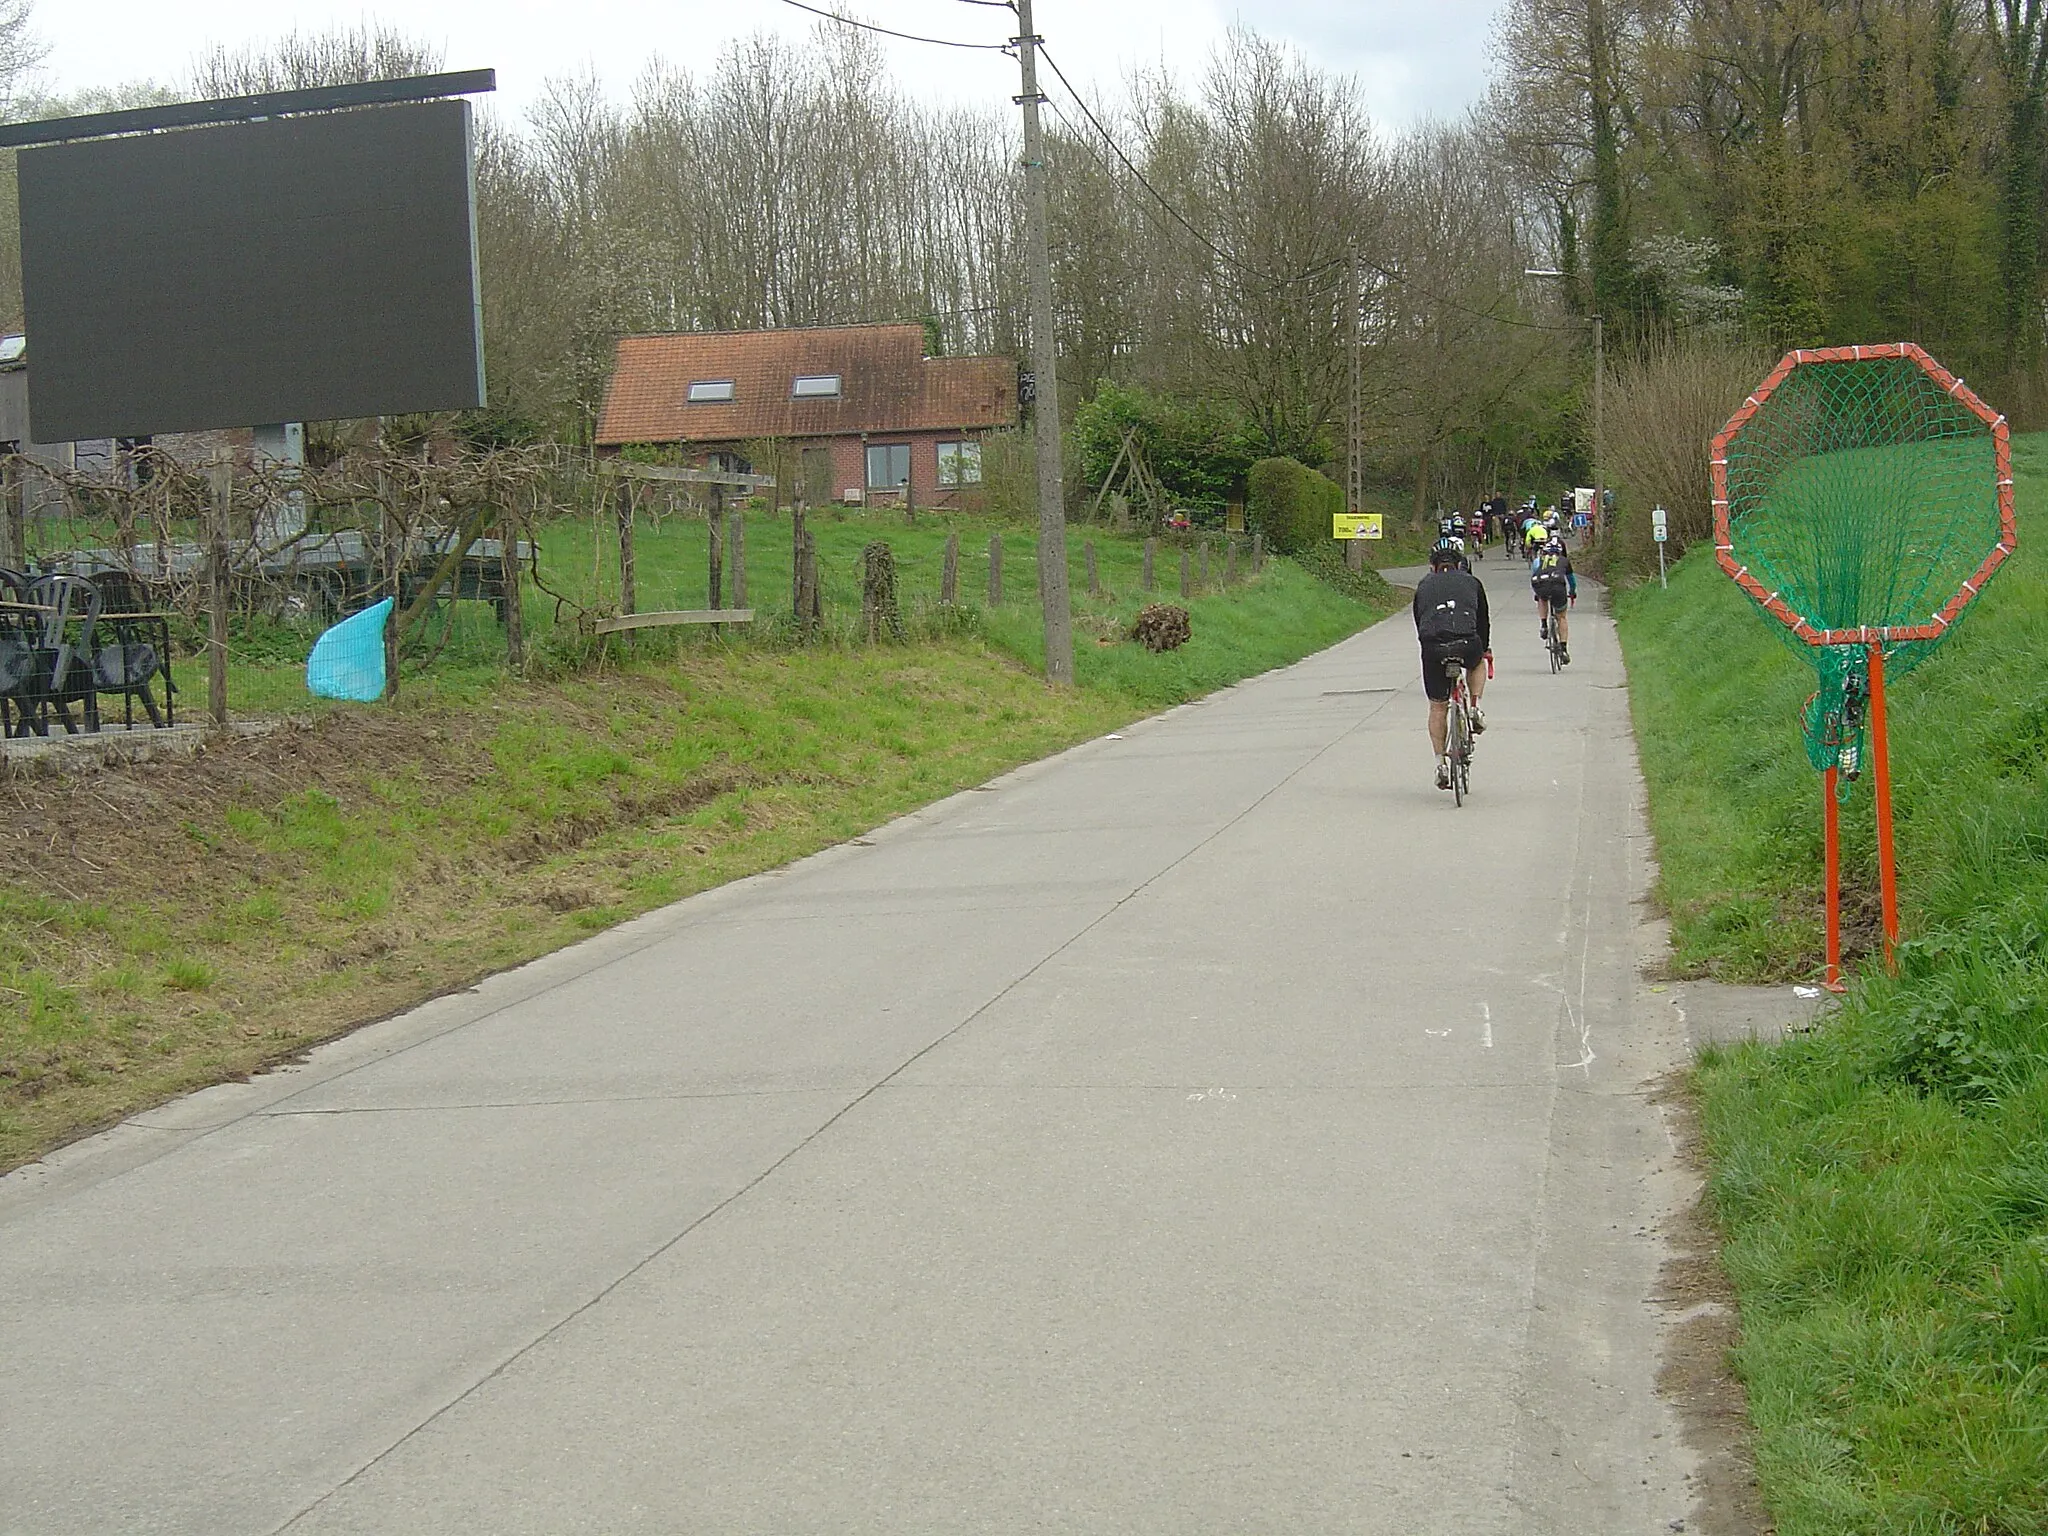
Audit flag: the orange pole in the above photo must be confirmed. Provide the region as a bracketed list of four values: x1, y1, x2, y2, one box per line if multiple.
[1823, 765, 1844, 991]
[1867, 643, 1900, 970]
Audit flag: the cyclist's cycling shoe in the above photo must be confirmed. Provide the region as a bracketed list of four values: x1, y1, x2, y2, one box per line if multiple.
[1471, 710, 1487, 735]
[1561, 648, 1572, 665]
[1538, 622, 1549, 639]
[1436, 759, 1452, 790]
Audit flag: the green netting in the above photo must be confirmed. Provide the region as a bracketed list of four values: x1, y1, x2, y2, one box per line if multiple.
[1722, 354, 2005, 781]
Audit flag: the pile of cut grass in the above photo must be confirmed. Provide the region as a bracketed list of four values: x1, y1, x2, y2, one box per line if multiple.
[1615, 432, 2048, 1531]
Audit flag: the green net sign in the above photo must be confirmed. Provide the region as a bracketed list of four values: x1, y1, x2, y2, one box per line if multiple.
[1712, 343, 2016, 768]
[1710, 342, 2016, 980]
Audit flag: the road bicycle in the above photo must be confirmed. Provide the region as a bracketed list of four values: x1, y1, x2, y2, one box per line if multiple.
[1443, 654, 1476, 806]
[1544, 598, 1569, 673]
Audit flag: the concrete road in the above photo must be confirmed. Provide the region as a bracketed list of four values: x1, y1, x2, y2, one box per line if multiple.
[1, 557, 1699, 1534]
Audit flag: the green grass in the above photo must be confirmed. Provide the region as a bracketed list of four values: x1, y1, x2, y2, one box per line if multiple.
[1616, 433, 2048, 1533]
[3, 538, 1394, 1170]
[162, 507, 1391, 717]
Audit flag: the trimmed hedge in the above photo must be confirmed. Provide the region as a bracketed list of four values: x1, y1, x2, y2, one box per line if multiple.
[1247, 456, 1344, 555]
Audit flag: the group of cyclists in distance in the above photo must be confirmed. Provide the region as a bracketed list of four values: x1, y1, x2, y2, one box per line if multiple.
[1410, 493, 1579, 794]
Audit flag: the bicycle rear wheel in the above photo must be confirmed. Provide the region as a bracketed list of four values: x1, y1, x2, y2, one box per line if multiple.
[1449, 704, 1468, 806]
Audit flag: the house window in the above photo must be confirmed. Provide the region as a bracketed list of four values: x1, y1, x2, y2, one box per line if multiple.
[865, 443, 910, 489]
[687, 379, 734, 403]
[936, 440, 982, 487]
[792, 374, 841, 398]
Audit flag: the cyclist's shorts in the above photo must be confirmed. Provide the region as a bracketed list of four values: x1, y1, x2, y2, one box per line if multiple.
[1421, 637, 1485, 700]
[1533, 577, 1569, 608]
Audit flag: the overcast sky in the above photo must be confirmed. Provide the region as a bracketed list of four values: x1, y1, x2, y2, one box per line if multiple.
[34, 0, 1503, 131]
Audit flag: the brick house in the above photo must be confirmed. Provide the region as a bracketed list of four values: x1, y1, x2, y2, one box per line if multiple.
[594, 323, 1017, 509]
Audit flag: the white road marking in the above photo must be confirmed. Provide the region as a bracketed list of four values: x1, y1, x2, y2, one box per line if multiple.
[1482, 1001, 1494, 1049]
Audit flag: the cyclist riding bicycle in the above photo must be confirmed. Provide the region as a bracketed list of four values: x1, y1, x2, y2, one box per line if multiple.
[1531, 535, 1575, 663]
[1414, 539, 1491, 789]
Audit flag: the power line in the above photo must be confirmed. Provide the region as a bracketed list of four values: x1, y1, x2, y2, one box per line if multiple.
[1038, 42, 1582, 336]
[1035, 43, 1342, 295]
[778, 0, 1010, 50]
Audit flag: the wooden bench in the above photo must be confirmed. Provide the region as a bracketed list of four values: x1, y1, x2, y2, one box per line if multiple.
[592, 608, 754, 636]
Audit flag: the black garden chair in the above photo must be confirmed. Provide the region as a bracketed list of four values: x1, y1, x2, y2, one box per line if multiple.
[23, 573, 102, 735]
[82, 569, 175, 729]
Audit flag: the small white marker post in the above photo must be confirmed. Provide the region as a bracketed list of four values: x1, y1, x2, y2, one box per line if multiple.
[1652, 504, 1669, 588]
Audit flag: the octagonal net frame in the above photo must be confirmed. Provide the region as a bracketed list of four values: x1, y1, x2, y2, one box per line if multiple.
[1709, 342, 2016, 986]
[1711, 341, 2015, 655]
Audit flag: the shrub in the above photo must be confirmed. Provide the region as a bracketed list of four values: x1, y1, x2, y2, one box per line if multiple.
[1246, 456, 1344, 555]
[1603, 332, 1775, 579]
[1073, 383, 1257, 519]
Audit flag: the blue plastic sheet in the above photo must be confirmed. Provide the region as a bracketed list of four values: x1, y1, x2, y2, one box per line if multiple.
[306, 598, 392, 702]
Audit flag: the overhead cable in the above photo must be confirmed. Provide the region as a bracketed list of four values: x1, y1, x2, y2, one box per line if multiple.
[778, 0, 1010, 50]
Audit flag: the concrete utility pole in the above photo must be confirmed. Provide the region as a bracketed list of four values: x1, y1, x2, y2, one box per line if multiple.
[1347, 253, 1365, 573]
[1013, 0, 1075, 686]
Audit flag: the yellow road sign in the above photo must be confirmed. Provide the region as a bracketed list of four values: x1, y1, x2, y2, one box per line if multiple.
[1333, 512, 1382, 541]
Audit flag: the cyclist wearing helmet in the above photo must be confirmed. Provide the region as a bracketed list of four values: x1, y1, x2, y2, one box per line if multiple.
[1531, 534, 1576, 662]
[1414, 539, 1491, 788]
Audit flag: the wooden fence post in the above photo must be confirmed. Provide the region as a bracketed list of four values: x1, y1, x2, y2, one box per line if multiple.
[803, 531, 822, 628]
[1142, 538, 1156, 591]
[988, 534, 1003, 606]
[616, 481, 637, 619]
[376, 459, 399, 700]
[1224, 541, 1236, 586]
[729, 508, 747, 608]
[941, 531, 959, 605]
[1179, 547, 1191, 599]
[1085, 540, 1099, 596]
[1199, 540, 1210, 586]
[708, 514, 724, 612]
[791, 506, 807, 620]
[0, 453, 21, 570]
[502, 509, 525, 672]
[1252, 531, 1265, 573]
[207, 461, 230, 728]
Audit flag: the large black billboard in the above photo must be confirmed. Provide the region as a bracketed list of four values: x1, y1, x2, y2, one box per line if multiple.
[19, 98, 485, 441]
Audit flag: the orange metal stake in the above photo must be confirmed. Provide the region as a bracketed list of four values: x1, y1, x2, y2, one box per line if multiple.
[1867, 642, 1901, 969]
[1823, 765, 1845, 991]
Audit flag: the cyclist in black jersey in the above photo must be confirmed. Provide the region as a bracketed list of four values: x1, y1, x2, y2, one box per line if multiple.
[1531, 536, 1575, 663]
[1414, 539, 1491, 788]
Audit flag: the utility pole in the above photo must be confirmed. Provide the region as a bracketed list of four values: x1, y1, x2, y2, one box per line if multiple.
[1347, 252, 1364, 572]
[1591, 312, 1605, 543]
[1013, 0, 1074, 686]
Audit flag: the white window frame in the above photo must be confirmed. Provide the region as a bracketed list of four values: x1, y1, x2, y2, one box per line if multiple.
[687, 379, 735, 403]
[936, 439, 982, 488]
[791, 374, 842, 399]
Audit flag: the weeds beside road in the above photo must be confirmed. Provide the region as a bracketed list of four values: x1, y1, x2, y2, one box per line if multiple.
[1, 539, 1392, 1172]
[1616, 434, 2048, 1532]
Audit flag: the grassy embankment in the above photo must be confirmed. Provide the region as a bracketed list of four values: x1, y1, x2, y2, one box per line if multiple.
[1615, 434, 2048, 1532]
[2, 513, 1395, 1170]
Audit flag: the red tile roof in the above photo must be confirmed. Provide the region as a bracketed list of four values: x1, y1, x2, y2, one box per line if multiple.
[595, 323, 1018, 446]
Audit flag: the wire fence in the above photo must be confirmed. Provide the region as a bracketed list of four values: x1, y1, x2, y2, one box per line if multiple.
[0, 445, 1269, 727]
